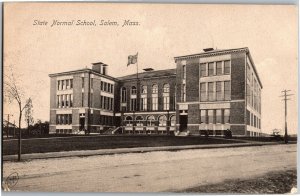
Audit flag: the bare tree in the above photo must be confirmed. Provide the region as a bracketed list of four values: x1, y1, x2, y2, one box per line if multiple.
[4, 65, 32, 161]
[24, 98, 34, 135]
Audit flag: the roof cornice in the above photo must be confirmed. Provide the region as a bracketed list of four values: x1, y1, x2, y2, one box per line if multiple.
[174, 47, 249, 61]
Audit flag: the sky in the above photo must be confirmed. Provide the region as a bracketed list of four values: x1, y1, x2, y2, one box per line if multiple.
[3, 3, 298, 134]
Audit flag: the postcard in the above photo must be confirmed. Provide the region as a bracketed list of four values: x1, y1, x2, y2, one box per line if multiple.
[2, 2, 297, 193]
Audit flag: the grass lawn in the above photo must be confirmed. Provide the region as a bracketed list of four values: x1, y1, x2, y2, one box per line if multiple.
[180, 169, 297, 194]
[2, 135, 244, 155]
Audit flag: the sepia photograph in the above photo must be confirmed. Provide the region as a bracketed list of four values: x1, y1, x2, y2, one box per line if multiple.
[2, 2, 298, 193]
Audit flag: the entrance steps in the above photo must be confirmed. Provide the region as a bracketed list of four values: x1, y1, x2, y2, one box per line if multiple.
[175, 131, 190, 137]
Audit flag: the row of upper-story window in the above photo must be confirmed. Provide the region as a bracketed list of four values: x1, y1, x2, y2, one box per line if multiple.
[247, 110, 261, 129]
[121, 84, 171, 103]
[80, 78, 114, 93]
[246, 83, 261, 113]
[200, 60, 231, 77]
[100, 96, 114, 111]
[200, 81, 231, 102]
[57, 94, 73, 108]
[100, 81, 114, 94]
[57, 79, 73, 91]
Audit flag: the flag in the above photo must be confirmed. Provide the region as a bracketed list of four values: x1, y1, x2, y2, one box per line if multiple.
[127, 53, 138, 66]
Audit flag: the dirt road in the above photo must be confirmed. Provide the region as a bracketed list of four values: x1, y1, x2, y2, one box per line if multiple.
[3, 144, 296, 192]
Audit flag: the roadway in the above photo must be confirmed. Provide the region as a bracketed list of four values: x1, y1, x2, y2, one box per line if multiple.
[3, 144, 296, 192]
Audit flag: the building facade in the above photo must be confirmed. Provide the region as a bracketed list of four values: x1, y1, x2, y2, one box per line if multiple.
[49, 47, 262, 136]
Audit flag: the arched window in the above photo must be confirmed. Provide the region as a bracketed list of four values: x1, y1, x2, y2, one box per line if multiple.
[121, 87, 127, 103]
[158, 115, 167, 126]
[136, 116, 143, 126]
[141, 85, 147, 94]
[163, 84, 170, 110]
[131, 86, 137, 95]
[125, 116, 133, 126]
[147, 115, 156, 126]
[152, 84, 158, 94]
[163, 84, 170, 93]
[140, 86, 147, 111]
[170, 115, 176, 126]
[152, 84, 158, 110]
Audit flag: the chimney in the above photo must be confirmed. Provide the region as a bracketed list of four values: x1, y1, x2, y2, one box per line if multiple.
[92, 62, 108, 75]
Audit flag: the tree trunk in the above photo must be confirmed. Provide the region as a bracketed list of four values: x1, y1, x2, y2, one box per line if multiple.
[18, 110, 22, 161]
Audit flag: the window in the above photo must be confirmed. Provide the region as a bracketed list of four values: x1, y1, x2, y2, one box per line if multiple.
[163, 84, 170, 93]
[247, 84, 251, 104]
[152, 84, 158, 94]
[200, 83, 207, 101]
[62, 80, 65, 90]
[247, 63, 251, 81]
[147, 115, 155, 126]
[57, 95, 60, 108]
[141, 97, 147, 111]
[158, 115, 167, 126]
[182, 84, 186, 102]
[104, 83, 108, 92]
[216, 110, 222, 123]
[136, 116, 143, 126]
[65, 94, 69, 107]
[125, 116, 133, 126]
[101, 81, 104, 91]
[152, 84, 158, 110]
[224, 60, 230, 74]
[152, 96, 158, 110]
[216, 61, 222, 75]
[82, 78, 84, 88]
[208, 62, 214, 76]
[111, 84, 114, 93]
[70, 79, 73, 89]
[224, 81, 231, 100]
[163, 84, 170, 110]
[208, 110, 214, 124]
[130, 98, 136, 111]
[200, 63, 206, 77]
[182, 65, 186, 79]
[131, 86, 137, 95]
[200, 110, 207, 124]
[70, 94, 73, 107]
[141, 85, 147, 94]
[66, 80, 69, 89]
[163, 96, 170, 110]
[216, 81, 223, 101]
[81, 93, 84, 107]
[224, 109, 230, 123]
[57, 81, 60, 90]
[56, 115, 60, 124]
[121, 87, 127, 103]
[61, 95, 64, 107]
[208, 82, 214, 101]
[170, 115, 176, 126]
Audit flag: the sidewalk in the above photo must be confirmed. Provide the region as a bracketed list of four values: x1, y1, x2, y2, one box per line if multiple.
[3, 141, 284, 162]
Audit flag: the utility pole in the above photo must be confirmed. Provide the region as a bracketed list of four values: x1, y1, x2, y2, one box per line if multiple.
[280, 90, 294, 144]
[4, 114, 13, 138]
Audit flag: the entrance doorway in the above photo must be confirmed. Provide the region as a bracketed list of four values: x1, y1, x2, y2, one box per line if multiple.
[80, 117, 85, 130]
[179, 115, 188, 132]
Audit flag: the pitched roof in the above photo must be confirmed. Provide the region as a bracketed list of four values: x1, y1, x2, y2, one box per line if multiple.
[118, 68, 176, 81]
